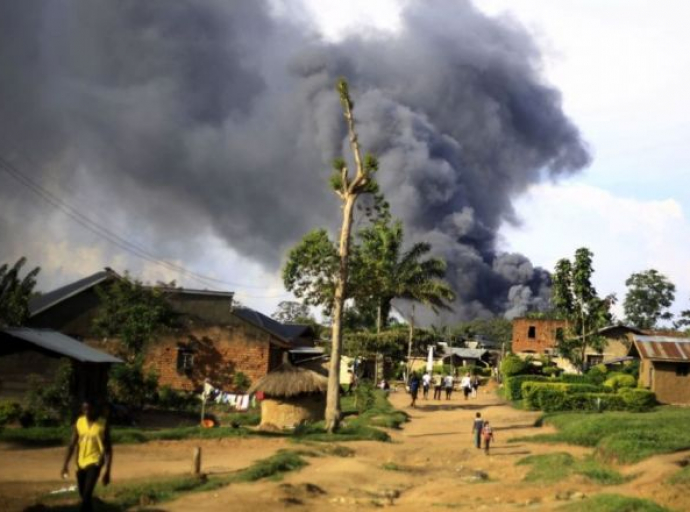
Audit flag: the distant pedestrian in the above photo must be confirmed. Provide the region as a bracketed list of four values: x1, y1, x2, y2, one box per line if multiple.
[409, 373, 420, 407]
[443, 374, 454, 400]
[460, 373, 472, 400]
[422, 372, 431, 399]
[482, 420, 495, 455]
[61, 402, 112, 512]
[472, 412, 484, 449]
[471, 374, 480, 398]
[433, 373, 443, 400]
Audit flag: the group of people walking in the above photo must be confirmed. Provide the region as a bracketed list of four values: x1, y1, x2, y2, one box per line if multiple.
[408, 370, 481, 407]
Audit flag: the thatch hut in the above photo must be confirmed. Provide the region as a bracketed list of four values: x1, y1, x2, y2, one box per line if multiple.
[249, 361, 327, 429]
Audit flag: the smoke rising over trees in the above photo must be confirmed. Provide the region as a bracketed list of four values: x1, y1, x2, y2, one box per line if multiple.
[0, 0, 589, 321]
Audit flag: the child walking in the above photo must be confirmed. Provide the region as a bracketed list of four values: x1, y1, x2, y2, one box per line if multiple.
[482, 420, 495, 455]
[471, 412, 484, 449]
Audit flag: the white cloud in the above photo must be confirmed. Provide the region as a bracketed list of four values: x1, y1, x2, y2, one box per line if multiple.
[499, 182, 690, 320]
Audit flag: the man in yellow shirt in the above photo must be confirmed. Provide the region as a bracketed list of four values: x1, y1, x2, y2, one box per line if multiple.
[61, 401, 112, 511]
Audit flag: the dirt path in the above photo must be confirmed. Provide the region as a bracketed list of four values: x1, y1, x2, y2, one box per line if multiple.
[3, 386, 688, 511]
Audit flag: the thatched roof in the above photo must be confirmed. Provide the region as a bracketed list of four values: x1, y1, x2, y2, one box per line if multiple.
[249, 361, 328, 398]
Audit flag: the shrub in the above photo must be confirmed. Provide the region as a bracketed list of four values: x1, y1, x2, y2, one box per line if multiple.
[25, 359, 74, 425]
[618, 388, 656, 412]
[109, 361, 159, 409]
[603, 373, 636, 391]
[504, 375, 549, 401]
[354, 380, 376, 413]
[0, 400, 21, 426]
[542, 366, 561, 377]
[522, 382, 603, 410]
[560, 374, 593, 384]
[585, 365, 608, 385]
[501, 354, 529, 377]
[233, 372, 251, 392]
[157, 386, 198, 411]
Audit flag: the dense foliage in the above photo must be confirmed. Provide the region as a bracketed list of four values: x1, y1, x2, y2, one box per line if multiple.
[0, 257, 40, 327]
[623, 269, 676, 329]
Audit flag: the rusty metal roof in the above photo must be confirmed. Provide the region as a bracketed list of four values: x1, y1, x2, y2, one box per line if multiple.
[632, 334, 690, 361]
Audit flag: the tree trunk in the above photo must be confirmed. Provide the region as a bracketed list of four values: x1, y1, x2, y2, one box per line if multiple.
[375, 303, 383, 382]
[406, 303, 416, 378]
[325, 195, 357, 433]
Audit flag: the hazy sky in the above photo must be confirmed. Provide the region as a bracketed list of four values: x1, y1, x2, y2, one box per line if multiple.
[2, 1, 688, 323]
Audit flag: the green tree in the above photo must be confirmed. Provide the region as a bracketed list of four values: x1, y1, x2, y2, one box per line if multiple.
[0, 257, 40, 327]
[271, 300, 312, 324]
[623, 269, 676, 329]
[93, 274, 176, 360]
[552, 248, 615, 370]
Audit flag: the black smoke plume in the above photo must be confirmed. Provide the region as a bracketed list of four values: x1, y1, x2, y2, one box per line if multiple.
[0, 0, 589, 321]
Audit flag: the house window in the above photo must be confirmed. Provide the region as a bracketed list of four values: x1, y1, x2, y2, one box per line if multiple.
[528, 326, 536, 339]
[177, 350, 194, 375]
[676, 363, 690, 377]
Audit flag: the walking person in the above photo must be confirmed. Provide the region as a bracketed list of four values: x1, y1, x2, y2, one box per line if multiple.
[472, 412, 484, 449]
[61, 401, 112, 512]
[460, 373, 472, 400]
[471, 374, 480, 398]
[443, 373, 454, 400]
[482, 420, 495, 455]
[409, 372, 420, 407]
[422, 371, 431, 399]
[433, 373, 443, 400]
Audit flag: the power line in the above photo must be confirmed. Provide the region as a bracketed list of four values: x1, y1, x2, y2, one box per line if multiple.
[0, 154, 292, 299]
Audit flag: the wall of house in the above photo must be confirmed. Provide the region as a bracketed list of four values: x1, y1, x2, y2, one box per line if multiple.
[0, 347, 61, 400]
[512, 318, 566, 355]
[651, 361, 690, 404]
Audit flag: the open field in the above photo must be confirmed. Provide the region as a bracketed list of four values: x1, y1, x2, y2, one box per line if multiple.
[2, 383, 690, 511]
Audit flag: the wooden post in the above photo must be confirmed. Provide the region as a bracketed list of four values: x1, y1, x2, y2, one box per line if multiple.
[192, 447, 202, 476]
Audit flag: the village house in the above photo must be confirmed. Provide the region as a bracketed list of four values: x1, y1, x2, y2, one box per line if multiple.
[27, 269, 316, 393]
[0, 327, 121, 404]
[511, 317, 566, 356]
[629, 334, 690, 405]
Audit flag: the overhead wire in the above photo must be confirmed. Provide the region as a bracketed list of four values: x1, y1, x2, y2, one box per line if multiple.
[0, 152, 292, 299]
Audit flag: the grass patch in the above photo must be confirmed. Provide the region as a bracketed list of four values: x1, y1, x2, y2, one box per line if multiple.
[513, 407, 690, 463]
[669, 464, 690, 485]
[559, 493, 671, 512]
[517, 453, 628, 485]
[0, 425, 250, 448]
[38, 450, 308, 511]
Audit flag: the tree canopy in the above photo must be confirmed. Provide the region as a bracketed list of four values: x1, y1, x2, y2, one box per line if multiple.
[0, 257, 40, 327]
[552, 248, 615, 369]
[271, 300, 312, 324]
[623, 269, 676, 330]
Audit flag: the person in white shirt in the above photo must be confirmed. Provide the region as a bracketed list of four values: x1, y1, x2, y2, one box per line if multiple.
[460, 374, 472, 400]
[422, 372, 432, 399]
[443, 374, 454, 400]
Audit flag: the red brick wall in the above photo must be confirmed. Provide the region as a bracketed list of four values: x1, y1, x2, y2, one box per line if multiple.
[512, 318, 566, 355]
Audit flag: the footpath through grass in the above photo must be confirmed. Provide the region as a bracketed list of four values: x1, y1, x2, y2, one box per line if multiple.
[514, 407, 690, 463]
[36, 449, 309, 511]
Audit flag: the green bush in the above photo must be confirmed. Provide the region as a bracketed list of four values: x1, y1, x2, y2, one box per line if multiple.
[542, 366, 561, 377]
[157, 386, 198, 411]
[0, 400, 21, 426]
[618, 388, 656, 412]
[504, 375, 549, 401]
[24, 359, 74, 425]
[354, 380, 376, 413]
[501, 354, 529, 377]
[109, 360, 159, 409]
[560, 374, 593, 384]
[522, 382, 603, 410]
[233, 372, 251, 392]
[585, 365, 608, 385]
[603, 373, 637, 391]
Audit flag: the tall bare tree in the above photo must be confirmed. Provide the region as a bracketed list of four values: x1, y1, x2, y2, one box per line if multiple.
[325, 79, 381, 432]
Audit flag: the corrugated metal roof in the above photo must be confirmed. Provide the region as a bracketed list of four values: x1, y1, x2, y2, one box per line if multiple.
[1, 328, 122, 363]
[28, 270, 114, 316]
[443, 348, 489, 359]
[232, 307, 310, 345]
[632, 334, 690, 361]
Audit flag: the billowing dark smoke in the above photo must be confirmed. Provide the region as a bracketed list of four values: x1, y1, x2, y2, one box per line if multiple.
[0, 0, 589, 321]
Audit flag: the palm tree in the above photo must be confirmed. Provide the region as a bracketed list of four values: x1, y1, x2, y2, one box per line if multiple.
[352, 219, 455, 376]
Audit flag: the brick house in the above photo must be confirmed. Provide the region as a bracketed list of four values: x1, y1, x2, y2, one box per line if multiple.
[511, 318, 567, 356]
[630, 334, 690, 404]
[28, 269, 315, 392]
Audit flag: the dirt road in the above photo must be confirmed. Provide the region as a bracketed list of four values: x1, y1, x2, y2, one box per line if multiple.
[2, 385, 688, 511]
